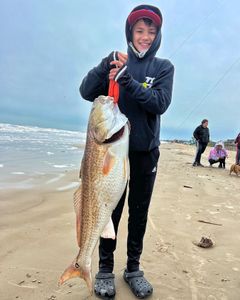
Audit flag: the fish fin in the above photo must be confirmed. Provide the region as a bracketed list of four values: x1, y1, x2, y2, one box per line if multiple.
[101, 218, 116, 239]
[59, 262, 93, 294]
[73, 187, 82, 247]
[102, 150, 116, 175]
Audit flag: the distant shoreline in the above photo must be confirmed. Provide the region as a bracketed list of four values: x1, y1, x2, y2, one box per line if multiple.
[166, 139, 237, 151]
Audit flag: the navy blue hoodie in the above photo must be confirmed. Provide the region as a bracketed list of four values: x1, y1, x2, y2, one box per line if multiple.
[80, 4, 174, 151]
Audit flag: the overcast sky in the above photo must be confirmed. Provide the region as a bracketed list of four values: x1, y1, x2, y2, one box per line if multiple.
[0, 0, 239, 140]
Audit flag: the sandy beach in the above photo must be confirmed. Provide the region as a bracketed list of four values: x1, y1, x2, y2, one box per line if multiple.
[0, 143, 239, 300]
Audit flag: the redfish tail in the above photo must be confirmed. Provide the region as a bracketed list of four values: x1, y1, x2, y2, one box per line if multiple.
[59, 262, 93, 294]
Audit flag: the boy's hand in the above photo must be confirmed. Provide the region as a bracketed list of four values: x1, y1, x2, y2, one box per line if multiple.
[109, 52, 128, 80]
[117, 52, 128, 64]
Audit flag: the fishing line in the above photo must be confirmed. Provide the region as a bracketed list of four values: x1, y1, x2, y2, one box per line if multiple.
[166, 0, 239, 131]
[176, 55, 240, 129]
[169, 0, 225, 59]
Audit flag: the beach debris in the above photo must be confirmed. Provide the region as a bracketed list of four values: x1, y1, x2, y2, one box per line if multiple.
[48, 296, 56, 300]
[194, 237, 214, 248]
[221, 278, 230, 282]
[197, 219, 222, 226]
[8, 280, 37, 289]
[155, 241, 169, 253]
[183, 185, 192, 189]
[59, 94, 129, 295]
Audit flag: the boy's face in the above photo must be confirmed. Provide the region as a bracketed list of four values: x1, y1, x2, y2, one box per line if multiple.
[132, 19, 157, 52]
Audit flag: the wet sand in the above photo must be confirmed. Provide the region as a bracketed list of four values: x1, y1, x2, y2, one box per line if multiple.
[0, 143, 239, 300]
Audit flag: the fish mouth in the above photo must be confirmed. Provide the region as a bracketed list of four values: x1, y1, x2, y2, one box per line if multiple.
[103, 126, 125, 144]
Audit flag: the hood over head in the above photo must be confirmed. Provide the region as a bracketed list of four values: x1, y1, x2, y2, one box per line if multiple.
[125, 4, 162, 59]
[214, 141, 224, 149]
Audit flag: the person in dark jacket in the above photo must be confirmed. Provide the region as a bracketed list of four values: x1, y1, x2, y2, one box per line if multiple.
[80, 4, 174, 299]
[234, 132, 240, 165]
[192, 119, 210, 167]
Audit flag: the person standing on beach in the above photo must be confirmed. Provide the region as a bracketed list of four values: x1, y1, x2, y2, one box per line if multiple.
[80, 4, 174, 299]
[234, 132, 240, 165]
[192, 119, 210, 167]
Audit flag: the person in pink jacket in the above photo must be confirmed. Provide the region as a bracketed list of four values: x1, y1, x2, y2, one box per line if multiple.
[208, 141, 228, 168]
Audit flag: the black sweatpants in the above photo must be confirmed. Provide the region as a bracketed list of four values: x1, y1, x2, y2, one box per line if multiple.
[209, 157, 226, 168]
[98, 147, 160, 273]
[194, 141, 208, 164]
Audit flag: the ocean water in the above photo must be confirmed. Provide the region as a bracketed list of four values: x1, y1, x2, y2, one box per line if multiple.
[0, 123, 86, 190]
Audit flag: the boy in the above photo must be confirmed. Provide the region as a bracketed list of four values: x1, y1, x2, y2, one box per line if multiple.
[80, 4, 174, 299]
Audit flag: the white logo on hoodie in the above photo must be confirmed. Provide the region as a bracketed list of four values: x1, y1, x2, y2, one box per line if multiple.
[143, 76, 155, 88]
